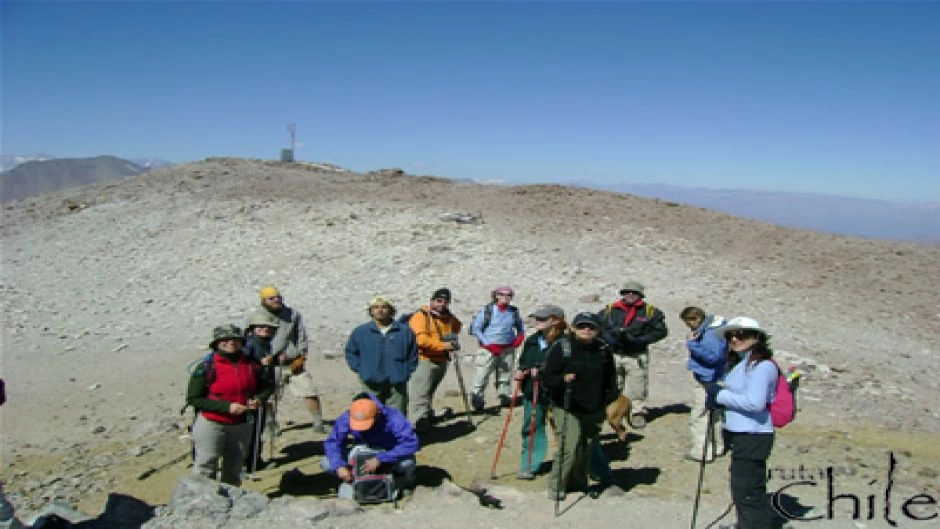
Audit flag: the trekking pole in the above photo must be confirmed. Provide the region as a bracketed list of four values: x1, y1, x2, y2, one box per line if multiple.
[490, 378, 521, 479]
[690, 408, 715, 529]
[527, 376, 539, 474]
[269, 364, 280, 462]
[451, 350, 475, 428]
[251, 406, 263, 474]
[554, 382, 571, 517]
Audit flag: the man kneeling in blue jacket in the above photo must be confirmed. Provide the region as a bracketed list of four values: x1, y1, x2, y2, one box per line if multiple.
[322, 393, 420, 500]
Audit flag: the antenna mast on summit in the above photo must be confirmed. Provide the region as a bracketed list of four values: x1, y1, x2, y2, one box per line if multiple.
[287, 123, 296, 152]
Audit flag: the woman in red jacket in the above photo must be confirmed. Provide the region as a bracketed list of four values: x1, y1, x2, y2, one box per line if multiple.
[187, 325, 272, 486]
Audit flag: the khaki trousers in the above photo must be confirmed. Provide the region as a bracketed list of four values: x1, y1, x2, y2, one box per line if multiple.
[691, 379, 725, 460]
[547, 406, 605, 494]
[360, 380, 409, 417]
[192, 414, 250, 486]
[471, 347, 516, 399]
[407, 359, 448, 420]
[614, 352, 649, 412]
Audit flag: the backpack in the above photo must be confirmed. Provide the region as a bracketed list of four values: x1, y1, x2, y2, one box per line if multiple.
[398, 309, 430, 334]
[468, 303, 520, 336]
[187, 353, 218, 383]
[344, 446, 398, 503]
[768, 360, 801, 428]
[181, 353, 261, 413]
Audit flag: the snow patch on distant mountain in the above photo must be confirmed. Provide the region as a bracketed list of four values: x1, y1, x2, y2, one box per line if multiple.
[0, 154, 55, 173]
[130, 158, 174, 169]
[1, 155, 174, 173]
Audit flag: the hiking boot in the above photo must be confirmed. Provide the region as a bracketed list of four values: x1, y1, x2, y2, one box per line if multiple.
[546, 489, 566, 501]
[471, 394, 485, 413]
[630, 412, 647, 429]
[516, 470, 534, 480]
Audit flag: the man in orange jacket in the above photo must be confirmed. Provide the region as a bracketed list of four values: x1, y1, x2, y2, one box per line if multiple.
[405, 288, 462, 432]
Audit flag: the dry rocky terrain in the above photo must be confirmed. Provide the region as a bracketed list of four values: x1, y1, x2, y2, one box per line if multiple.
[1, 158, 938, 528]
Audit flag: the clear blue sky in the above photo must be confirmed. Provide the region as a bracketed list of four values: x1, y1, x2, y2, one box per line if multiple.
[3, 1, 938, 202]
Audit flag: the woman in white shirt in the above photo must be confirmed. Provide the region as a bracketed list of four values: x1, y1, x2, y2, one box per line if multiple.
[706, 317, 777, 529]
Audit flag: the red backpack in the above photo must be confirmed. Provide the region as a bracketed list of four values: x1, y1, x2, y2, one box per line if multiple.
[768, 360, 800, 428]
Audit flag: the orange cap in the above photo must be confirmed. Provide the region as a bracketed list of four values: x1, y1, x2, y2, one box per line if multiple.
[349, 398, 379, 431]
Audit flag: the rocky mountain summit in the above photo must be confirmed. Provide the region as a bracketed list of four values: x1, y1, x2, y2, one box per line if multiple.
[1, 158, 937, 528]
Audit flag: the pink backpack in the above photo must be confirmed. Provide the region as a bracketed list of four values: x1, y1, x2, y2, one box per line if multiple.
[768, 360, 798, 428]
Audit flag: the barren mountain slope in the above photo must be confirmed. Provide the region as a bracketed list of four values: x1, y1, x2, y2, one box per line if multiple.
[1, 158, 937, 526]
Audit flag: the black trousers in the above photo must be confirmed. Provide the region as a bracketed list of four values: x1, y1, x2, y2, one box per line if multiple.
[726, 431, 774, 529]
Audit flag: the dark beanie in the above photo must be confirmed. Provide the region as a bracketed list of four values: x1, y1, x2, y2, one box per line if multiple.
[431, 288, 452, 301]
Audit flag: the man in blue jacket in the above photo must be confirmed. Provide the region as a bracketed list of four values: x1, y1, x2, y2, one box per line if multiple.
[322, 393, 420, 498]
[469, 285, 525, 411]
[345, 296, 418, 415]
[681, 306, 727, 462]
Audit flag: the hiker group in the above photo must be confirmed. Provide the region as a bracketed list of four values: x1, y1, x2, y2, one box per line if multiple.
[185, 282, 796, 527]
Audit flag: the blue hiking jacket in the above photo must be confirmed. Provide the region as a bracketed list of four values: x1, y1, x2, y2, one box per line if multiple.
[345, 320, 418, 385]
[686, 315, 727, 383]
[324, 394, 420, 471]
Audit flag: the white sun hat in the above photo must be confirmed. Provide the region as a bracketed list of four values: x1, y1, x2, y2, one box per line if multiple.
[719, 316, 771, 339]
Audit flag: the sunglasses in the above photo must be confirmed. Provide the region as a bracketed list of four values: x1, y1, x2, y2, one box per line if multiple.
[534, 316, 549, 322]
[574, 323, 598, 330]
[727, 330, 756, 340]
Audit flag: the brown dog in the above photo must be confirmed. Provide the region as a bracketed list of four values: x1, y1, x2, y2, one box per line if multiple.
[606, 395, 632, 442]
[545, 394, 633, 442]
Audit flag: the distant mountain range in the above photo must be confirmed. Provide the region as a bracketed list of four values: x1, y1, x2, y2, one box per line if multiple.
[0, 155, 150, 202]
[0, 154, 56, 172]
[579, 181, 939, 244]
[1, 154, 935, 243]
[0, 154, 173, 174]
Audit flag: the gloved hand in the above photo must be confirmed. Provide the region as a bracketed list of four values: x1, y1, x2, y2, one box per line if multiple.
[705, 383, 722, 410]
[483, 343, 503, 355]
[618, 328, 638, 345]
[510, 333, 525, 348]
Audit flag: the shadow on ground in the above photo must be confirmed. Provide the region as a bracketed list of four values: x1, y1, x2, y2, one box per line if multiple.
[271, 467, 337, 498]
[417, 419, 478, 447]
[273, 440, 324, 467]
[611, 466, 661, 493]
[645, 403, 691, 425]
